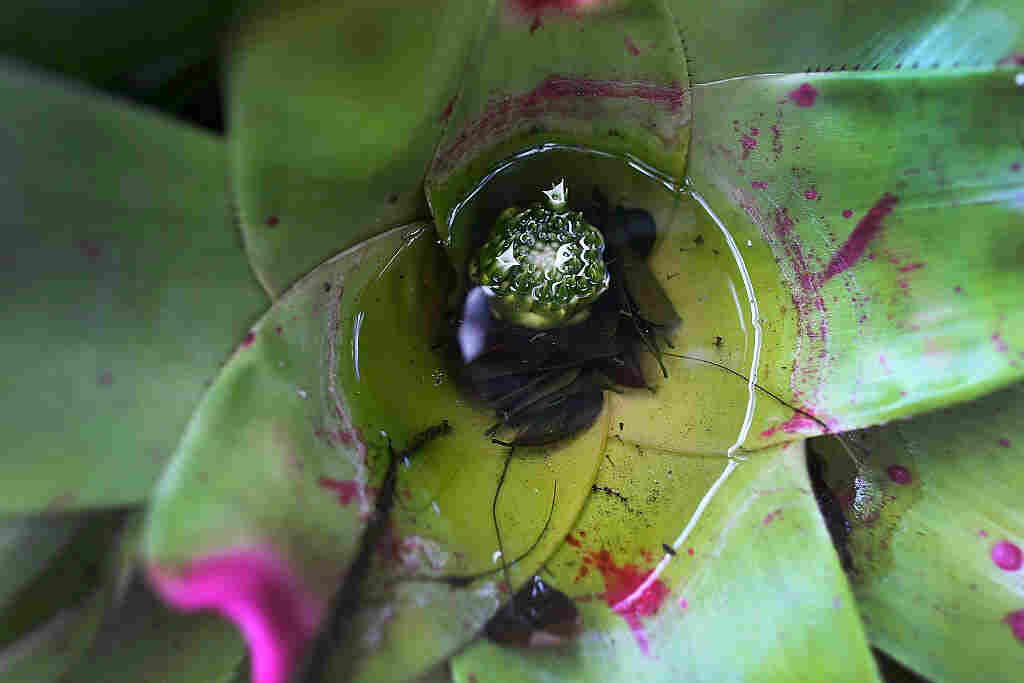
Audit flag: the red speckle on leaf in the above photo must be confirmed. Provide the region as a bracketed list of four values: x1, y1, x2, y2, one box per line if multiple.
[241, 332, 256, 348]
[763, 508, 784, 525]
[979, 530, 989, 537]
[739, 134, 757, 159]
[275, 326, 283, 335]
[886, 465, 912, 485]
[822, 193, 899, 281]
[750, 127, 759, 136]
[317, 477, 374, 506]
[584, 549, 669, 654]
[996, 52, 1024, 66]
[1006, 611, 1024, 641]
[898, 263, 924, 273]
[842, 209, 853, 218]
[992, 541, 1023, 571]
[578, 530, 586, 537]
[265, 216, 279, 227]
[75, 239, 102, 264]
[751, 180, 768, 189]
[804, 188, 818, 200]
[999, 438, 1012, 447]
[440, 96, 457, 123]
[770, 124, 782, 158]
[624, 35, 640, 56]
[992, 333, 1009, 353]
[687, 547, 694, 556]
[1012, 162, 1021, 172]
[565, 533, 582, 548]
[787, 83, 818, 107]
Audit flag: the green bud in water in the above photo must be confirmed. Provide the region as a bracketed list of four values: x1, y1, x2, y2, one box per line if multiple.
[468, 180, 610, 330]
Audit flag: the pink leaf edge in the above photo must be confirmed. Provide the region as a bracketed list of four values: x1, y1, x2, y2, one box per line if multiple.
[148, 547, 327, 683]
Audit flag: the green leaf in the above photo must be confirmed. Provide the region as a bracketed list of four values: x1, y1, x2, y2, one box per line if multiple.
[814, 381, 1024, 682]
[62, 579, 246, 683]
[0, 512, 123, 682]
[321, 223, 609, 683]
[688, 68, 1024, 438]
[228, 0, 486, 296]
[452, 439, 879, 682]
[425, 0, 692, 262]
[0, 517, 80, 610]
[0, 61, 268, 514]
[670, 0, 1024, 83]
[0, 1, 237, 91]
[0, 587, 107, 683]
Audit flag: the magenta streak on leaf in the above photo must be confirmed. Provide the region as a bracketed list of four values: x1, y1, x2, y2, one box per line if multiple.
[1012, 162, 1021, 172]
[149, 548, 326, 683]
[433, 75, 687, 175]
[508, 0, 598, 12]
[751, 180, 768, 190]
[992, 333, 1009, 353]
[999, 438, 1012, 447]
[624, 35, 640, 56]
[759, 412, 834, 438]
[787, 83, 818, 107]
[804, 188, 818, 200]
[886, 465, 911, 485]
[265, 216, 279, 227]
[1007, 611, 1024, 641]
[583, 548, 669, 654]
[241, 332, 256, 348]
[992, 541, 1023, 571]
[842, 209, 853, 218]
[821, 193, 899, 282]
[898, 263, 924, 273]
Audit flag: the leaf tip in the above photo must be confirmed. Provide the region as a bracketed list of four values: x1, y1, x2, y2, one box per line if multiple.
[147, 547, 326, 683]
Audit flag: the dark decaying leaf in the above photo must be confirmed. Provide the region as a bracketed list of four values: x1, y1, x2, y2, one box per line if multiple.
[504, 385, 606, 447]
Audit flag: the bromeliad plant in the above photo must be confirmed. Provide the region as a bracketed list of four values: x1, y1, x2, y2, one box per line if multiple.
[2, 1, 1024, 682]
